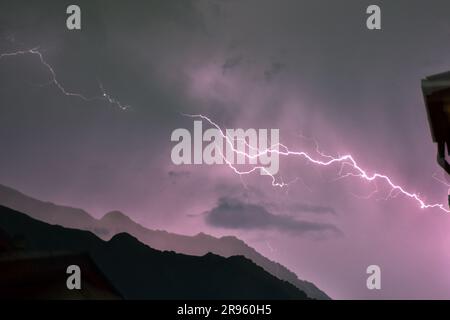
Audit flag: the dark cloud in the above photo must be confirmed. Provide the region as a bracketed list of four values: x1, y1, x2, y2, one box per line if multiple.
[168, 170, 191, 179]
[168, 170, 191, 186]
[215, 184, 336, 215]
[284, 202, 336, 215]
[264, 62, 284, 81]
[205, 197, 341, 236]
[222, 55, 243, 74]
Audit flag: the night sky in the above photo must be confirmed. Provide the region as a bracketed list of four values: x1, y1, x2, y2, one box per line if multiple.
[1, 0, 450, 299]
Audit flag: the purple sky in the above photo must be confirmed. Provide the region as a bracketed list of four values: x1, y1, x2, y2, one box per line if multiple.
[1, 0, 450, 299]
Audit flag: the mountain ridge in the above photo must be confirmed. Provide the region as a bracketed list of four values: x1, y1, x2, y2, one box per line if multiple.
[0, 183, 330, 299]
[0, 205, 308, 299]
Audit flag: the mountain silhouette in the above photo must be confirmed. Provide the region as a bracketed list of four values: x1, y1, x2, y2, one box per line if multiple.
[0, 205, 308, 299]
[0, 183, 329, 299]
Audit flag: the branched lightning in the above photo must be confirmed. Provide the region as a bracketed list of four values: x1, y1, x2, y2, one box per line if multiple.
[2, 45, 448, 214]
[184, 114, 450, 214]
[432, 171, 450, 195]
[0, 47, 130, 110]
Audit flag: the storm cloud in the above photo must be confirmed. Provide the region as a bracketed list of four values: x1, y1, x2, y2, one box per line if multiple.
[205, 197, 341, 236]
[2, 0, 450, 299]
[283, 202, 336, 215]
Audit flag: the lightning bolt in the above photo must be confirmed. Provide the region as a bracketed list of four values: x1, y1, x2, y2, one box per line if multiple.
[0, 47, 130, 110]
[2, 46, 447, 213]
[184, 114, 450, 214]
[432, 171, 450, 193]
